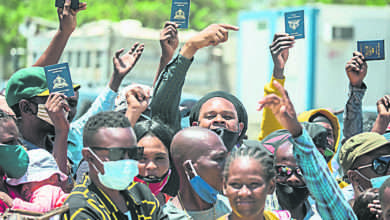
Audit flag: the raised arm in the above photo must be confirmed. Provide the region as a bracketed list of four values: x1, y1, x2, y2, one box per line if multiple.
[153, 22, 179, 87]
[180, 24, 238, 59]
[109, 42, 144, 92]
[258, 81, 357, 219]
[258, 33, 295, 141]
[124, 85, 150, 126]
[150, 24, 238, 131]
[371, 95, 390, 134]
[342, 51, 367, 144]
[46, 93, 71, 175]
[33, 0, 86, 67]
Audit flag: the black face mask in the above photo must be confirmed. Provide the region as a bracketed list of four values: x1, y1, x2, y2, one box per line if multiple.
[211, 128, 239, 151]
[136, 169, 170, 183]
[276, 182, 310, 210]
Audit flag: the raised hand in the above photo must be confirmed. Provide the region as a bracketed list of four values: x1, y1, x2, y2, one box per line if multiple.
[269, 33, 295, 78]
[257, 81, 302, 137]
[345, 51, 367, 88]
[113, 42, 145, 79]
[368, 199, 382, 219]
[57, 0, 87, 35]
[371, 95, 390, 134]
[45, 93, 70, 131]
[181, 24, 239, 58]
[160, 22, 179, 60]
[124, 85, 151, 126]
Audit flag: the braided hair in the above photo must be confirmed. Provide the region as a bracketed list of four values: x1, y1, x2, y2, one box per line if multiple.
[223, 140, 275, 182]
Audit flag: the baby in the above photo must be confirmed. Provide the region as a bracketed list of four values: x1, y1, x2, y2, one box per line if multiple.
[6, 149, 69, 213]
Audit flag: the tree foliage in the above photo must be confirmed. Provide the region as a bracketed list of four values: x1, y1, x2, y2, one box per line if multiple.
[1, 0, 389, 56]
[0, 0, 249, 56]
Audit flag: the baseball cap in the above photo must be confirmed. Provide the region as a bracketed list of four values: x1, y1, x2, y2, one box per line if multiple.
[339, 132, 390, 173]
[5, 67, 80, 107]
[6, 148, 67, 186]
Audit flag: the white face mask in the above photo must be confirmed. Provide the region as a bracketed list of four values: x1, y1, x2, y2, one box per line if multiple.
[37, 104, 68, 125]
[98, 159, 139, 190]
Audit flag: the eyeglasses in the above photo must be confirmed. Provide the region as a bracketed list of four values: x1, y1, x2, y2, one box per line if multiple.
[275, 165, 303, 178]
[356, 155, 390, 175]
[90, 146, 144, 161]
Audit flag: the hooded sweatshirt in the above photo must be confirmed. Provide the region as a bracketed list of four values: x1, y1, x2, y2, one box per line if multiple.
[297, 109, 341, 173]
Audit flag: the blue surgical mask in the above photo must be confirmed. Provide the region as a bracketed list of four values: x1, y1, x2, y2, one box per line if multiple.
[98, 159, 139, 190]
[371, 175, 390, 188]
[189, 175, 219, 204]
[184, 160, 219, 204]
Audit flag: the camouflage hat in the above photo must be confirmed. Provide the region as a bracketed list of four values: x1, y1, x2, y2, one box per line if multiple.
[339, 132, 390, 173]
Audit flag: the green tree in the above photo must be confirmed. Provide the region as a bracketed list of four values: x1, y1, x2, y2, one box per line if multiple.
[0, 0, 249, 56]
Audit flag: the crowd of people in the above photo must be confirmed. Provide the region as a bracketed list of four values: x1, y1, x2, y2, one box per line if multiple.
[1, 0, 390, 219]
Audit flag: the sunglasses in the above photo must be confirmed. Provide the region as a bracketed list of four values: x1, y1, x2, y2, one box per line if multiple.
[90, 146, 144, 161]
[275, 165, 303, 178]
[356, 155, 390, 175]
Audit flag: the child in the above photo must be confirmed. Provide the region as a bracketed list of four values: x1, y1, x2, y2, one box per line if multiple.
[0, 109, 28, 213]
[5, 148, 69, 213]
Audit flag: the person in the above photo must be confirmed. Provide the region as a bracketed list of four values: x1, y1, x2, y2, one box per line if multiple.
[0, 110, 29, 213]
[133, 119, 179, 205]
[5, 42, 144, 174]
[0, 89, 15, 117]
[115, 83, 151, 125]
[339, 131, 390, 205]
[342, 51, 368, 143]
[257, 33, 341, 172]
[62, 111, 167, 219]
[164, 127, 231, 220]
[189, 91, 248, 151]
[150, 23, 243, 150]
[262, 129, 320, 220]
[352, 188, 379, 220]
[3, 149, 69, 213]
[371, 95, 390, 135]
[258, 80, 357, 219]
[379, 177, 390, 220]
[153, 21, 179, 86]
[219, 143, 283, 220]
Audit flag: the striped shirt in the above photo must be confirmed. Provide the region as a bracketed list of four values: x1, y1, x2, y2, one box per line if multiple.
[293, 129, 357, 220]
[61, 175, 167, 220]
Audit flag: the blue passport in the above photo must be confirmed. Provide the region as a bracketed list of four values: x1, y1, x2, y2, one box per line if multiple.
[170, 0, 190, 29]
[284, 10, 305, 39]
[44, 63, 75, 97]
[357, 40, 385, 60]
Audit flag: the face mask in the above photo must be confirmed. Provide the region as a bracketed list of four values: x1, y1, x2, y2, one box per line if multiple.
[98, 159, 139, 190]
[276, 182, 310, 210]
[184, 160, 219, 204]
[0, 144, 29, 178]
[181, 116, 190, 128]
[211, 128, 239, 151]
[37, 104, 69, 125]
[370, 175, 390, 188]
[134, 169, 171, 195]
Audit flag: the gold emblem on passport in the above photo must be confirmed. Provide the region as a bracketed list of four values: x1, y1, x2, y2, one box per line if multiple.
[53, 75, 69, 89]
[174, 9, 186, 20]
[288, 20, 300, 30]
[364, 46, 377, 57]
